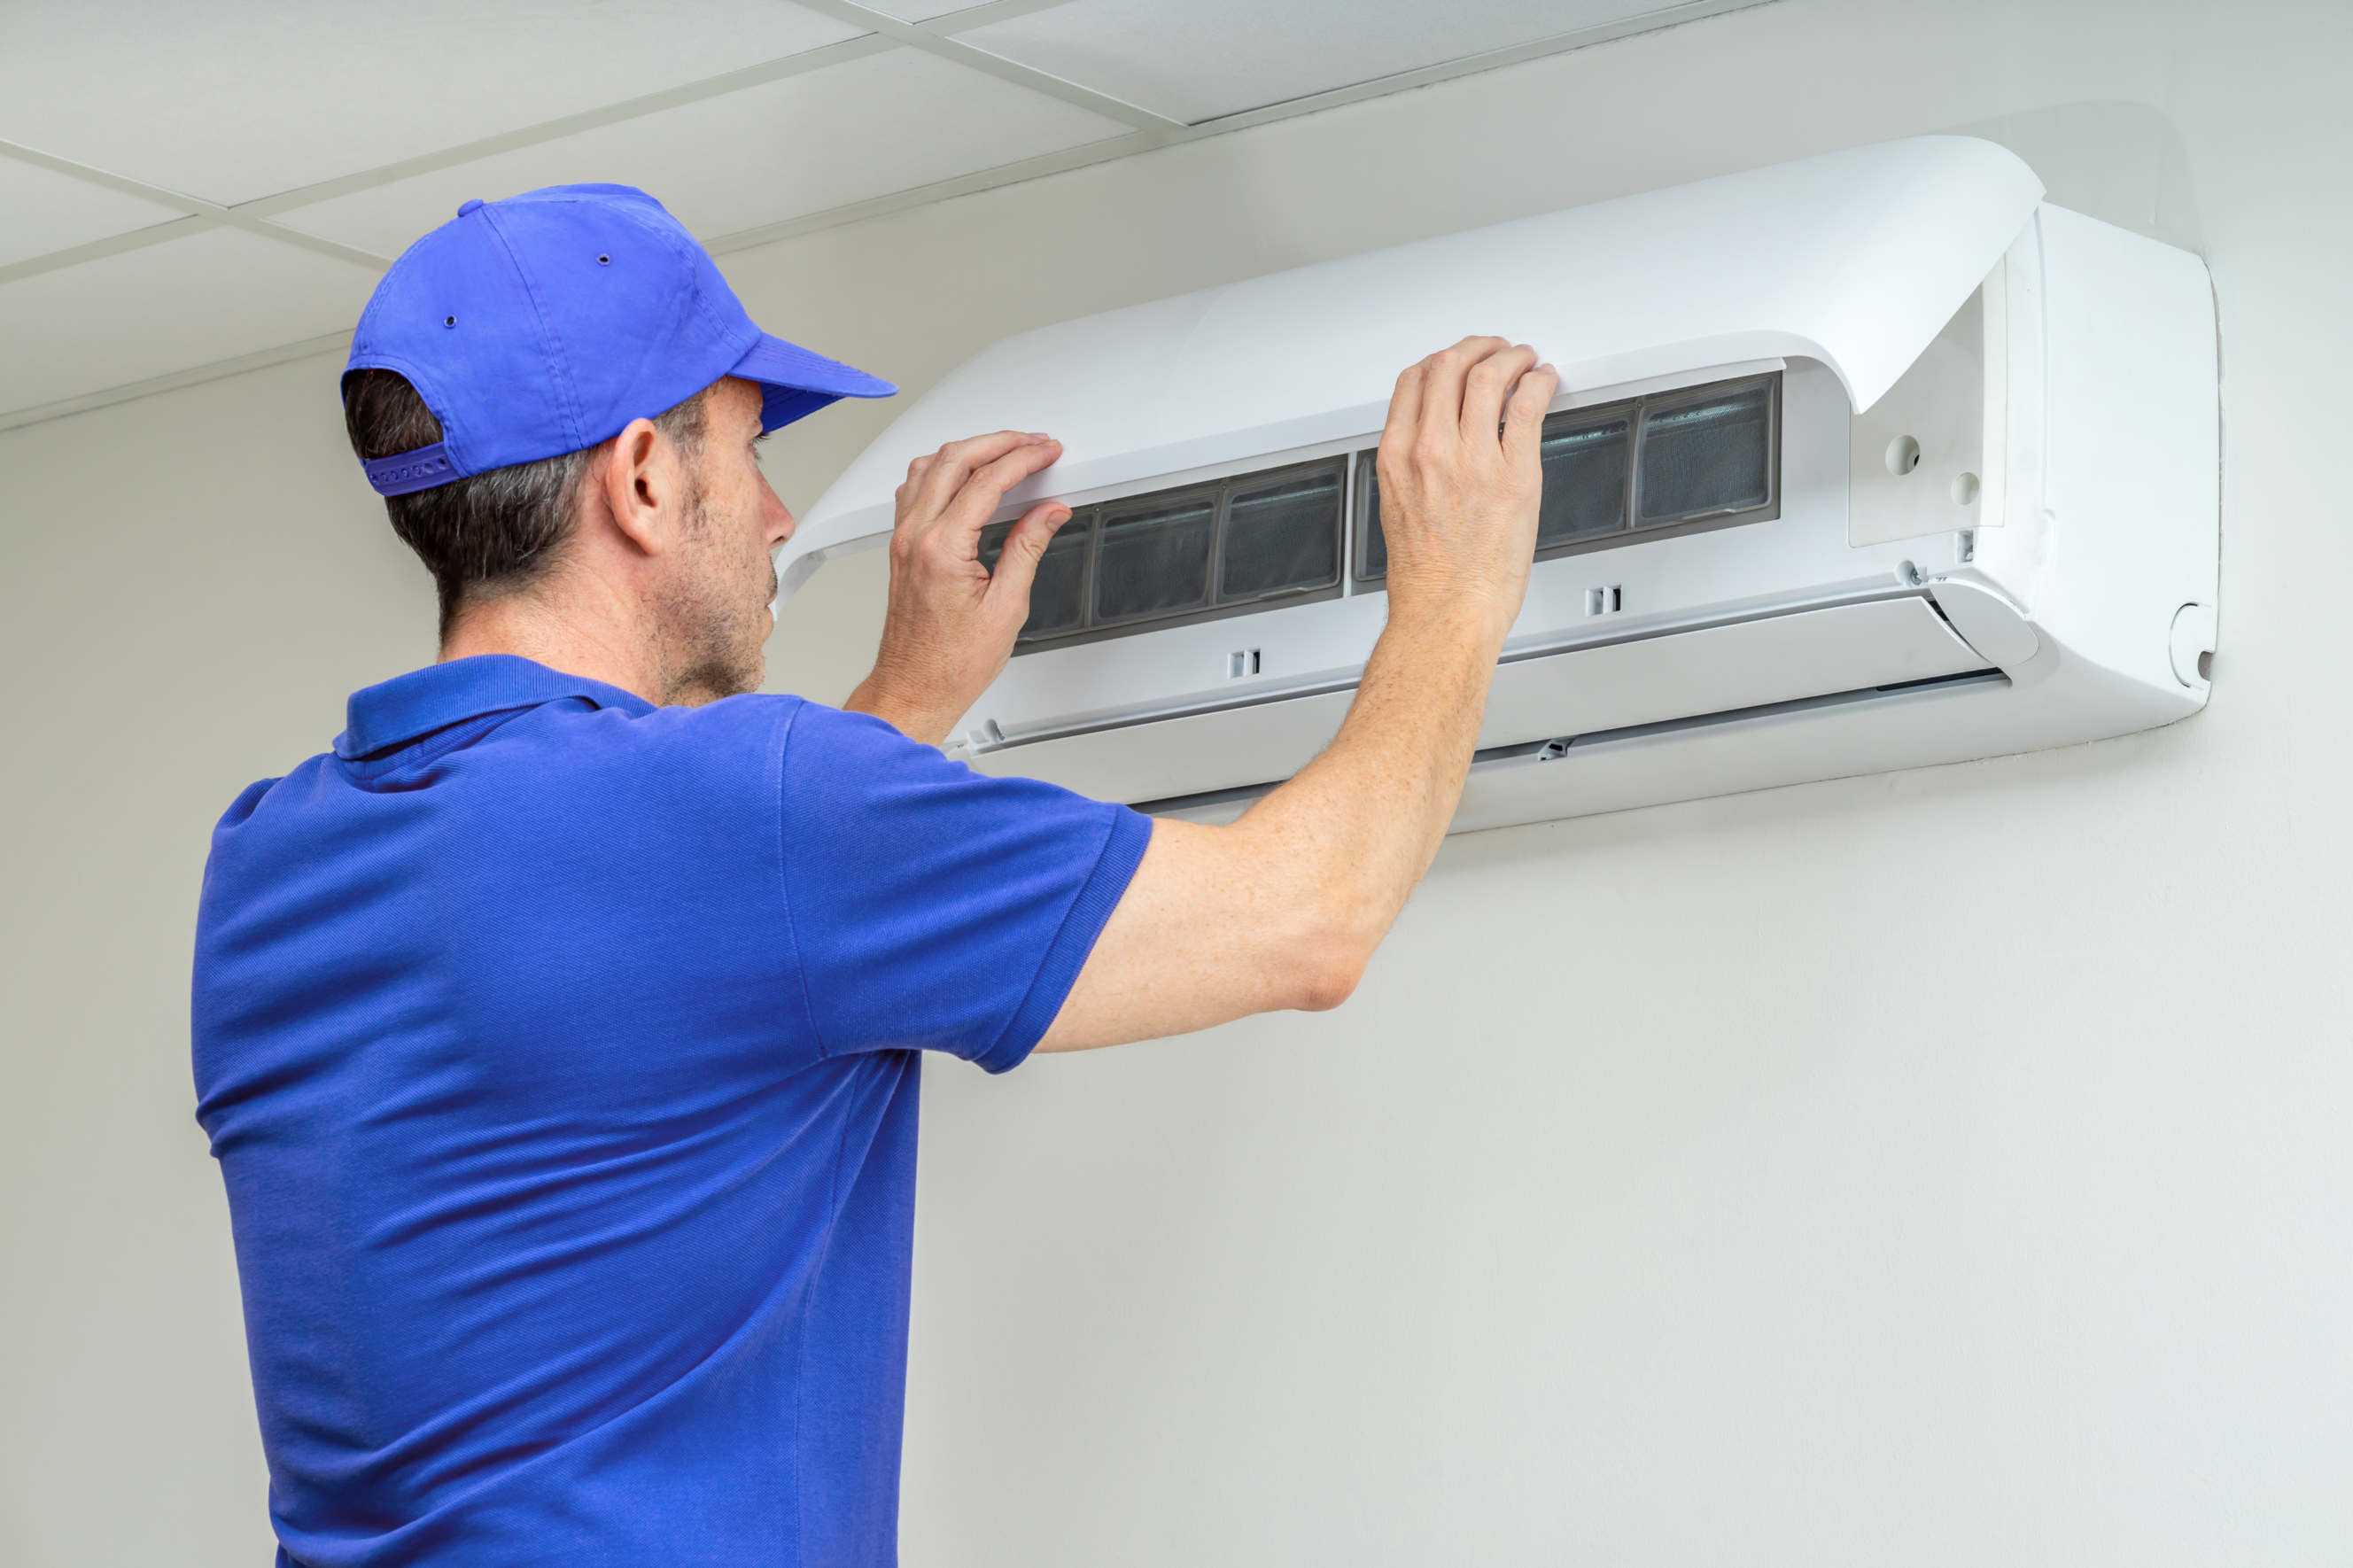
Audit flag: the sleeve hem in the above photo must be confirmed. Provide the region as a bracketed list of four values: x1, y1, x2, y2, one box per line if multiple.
[972, 807, 1153, 1075]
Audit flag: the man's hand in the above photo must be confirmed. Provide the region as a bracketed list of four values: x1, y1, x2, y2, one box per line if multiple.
[845, 431, 1070, 746]
[1374, 336, 1552, 644]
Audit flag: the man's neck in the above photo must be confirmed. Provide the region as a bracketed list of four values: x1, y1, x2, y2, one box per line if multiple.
[439, 592, 668, 706]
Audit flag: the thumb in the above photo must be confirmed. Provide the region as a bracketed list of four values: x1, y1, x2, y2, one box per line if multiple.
[1501, 361, 1558, 464]
[985, 501, 1072, 606]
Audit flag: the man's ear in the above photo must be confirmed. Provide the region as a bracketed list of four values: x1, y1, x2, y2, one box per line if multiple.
[597, 416, 682, 559]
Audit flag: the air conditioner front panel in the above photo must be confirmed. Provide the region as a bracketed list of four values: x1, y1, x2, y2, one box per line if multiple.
[971, 594, 1989, 804]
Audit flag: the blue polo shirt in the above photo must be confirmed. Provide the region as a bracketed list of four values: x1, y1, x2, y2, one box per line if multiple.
[191, 656, 1151, 1568]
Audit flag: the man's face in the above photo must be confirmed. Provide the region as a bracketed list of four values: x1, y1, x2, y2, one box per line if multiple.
[659, 376, 795, 704]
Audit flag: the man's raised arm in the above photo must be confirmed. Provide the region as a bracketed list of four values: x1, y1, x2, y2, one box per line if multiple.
[845, 337, 1559, 1052]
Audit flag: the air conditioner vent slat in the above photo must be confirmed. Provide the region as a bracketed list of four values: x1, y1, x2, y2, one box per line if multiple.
[1132, 670, 2007, 823]
[970, 595, 1986, 805]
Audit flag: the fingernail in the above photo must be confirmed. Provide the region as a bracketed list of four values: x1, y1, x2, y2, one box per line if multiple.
[1029, 431, 1052, 441]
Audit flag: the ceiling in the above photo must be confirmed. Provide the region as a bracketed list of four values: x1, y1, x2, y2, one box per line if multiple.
[0, 0, 1765, 431]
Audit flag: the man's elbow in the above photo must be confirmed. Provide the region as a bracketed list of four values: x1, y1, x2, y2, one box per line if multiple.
[1287, 920, 1377, 1013]
[1295, 956, 1364, 1013]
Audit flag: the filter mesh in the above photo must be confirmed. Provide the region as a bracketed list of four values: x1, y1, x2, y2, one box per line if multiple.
[1359, 462, 1387, 578]
[1536, 415, 1630, 545]
[1094, 496, 1214, 623]
[1220, 466, 1341, 602]
[1637, 382, 1773, 524]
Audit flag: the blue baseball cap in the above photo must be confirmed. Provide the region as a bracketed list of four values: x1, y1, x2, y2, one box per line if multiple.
[346, 183, 894, 497]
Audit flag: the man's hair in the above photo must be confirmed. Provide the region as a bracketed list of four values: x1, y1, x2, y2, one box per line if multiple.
[342, 369, 708, 636]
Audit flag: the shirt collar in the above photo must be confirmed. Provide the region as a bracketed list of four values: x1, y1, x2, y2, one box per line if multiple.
[335, 655, 657, 759]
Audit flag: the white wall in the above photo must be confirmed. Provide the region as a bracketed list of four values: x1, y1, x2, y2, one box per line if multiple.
[4, 0, 2349, 1562]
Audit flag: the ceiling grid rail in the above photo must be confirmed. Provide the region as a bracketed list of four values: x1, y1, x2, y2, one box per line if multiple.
[0, 0, 1081, 288]
[0, 0, 1778, 433]
[782, 0, 1182, 132]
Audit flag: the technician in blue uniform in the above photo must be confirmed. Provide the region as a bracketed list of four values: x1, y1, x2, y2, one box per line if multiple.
[192, 183, 1560, 1566]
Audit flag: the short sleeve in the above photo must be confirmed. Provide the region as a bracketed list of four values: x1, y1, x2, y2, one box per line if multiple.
[778, 703, 1153, 1073]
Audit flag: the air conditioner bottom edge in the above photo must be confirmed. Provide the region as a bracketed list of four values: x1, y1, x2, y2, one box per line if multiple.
[1143, 664, 2201, 834]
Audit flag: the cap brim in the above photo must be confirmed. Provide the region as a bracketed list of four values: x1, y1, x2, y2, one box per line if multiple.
[732, 333, 896, 433]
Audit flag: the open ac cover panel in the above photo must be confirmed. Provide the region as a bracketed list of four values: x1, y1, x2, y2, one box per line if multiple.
[780, 136, 2221, 832]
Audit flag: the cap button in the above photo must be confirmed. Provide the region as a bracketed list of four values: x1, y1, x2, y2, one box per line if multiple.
[457, 198, 485, 217]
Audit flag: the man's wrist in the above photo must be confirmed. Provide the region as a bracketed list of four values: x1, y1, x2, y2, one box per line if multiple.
[844, 673, 958, 748]
[1379, 587, 1519, 662]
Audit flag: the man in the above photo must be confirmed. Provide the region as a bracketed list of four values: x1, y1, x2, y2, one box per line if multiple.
[192, 183, 1557, 1566]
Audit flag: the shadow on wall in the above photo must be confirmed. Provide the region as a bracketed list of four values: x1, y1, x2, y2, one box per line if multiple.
[1948, 98, 2203, 253]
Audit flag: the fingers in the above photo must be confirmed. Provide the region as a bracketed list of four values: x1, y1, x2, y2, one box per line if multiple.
[984, 501, 1074, 602]
[908, 430, 1047, 521]
[893, 431, 1063, 583]
[1416, 335, 1510, 450]
[1501, 361, 1560, 466]
[1461, 343, 1539, 446]
[1379, 361, 1425, 474]
[951, 439, 1063, 537]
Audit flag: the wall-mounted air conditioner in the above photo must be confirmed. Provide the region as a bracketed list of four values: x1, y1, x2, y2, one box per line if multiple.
[777, 137, 2220, 832]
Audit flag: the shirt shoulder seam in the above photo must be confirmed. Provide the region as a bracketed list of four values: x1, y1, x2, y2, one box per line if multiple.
[772, 698, 834, 1062]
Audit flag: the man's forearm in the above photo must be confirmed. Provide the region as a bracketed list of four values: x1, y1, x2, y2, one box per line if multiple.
[1032, 608, 1511, 1052]
[1231, 605, 1509, 960]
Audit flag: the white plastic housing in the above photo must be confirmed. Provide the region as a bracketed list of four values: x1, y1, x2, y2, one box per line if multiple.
[784, 137, 2220, 832]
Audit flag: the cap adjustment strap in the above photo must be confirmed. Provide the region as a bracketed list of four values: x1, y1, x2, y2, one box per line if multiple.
[362, 442, 458, 497]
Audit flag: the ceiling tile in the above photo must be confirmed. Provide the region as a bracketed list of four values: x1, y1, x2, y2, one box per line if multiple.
[0, 157, 188, 269]
[268, 49, 1131, 260]
[0, 229, 379, 416]
[959, 0, 1692, 123]
[0, 1, 866, 208]
[861, 0, 1044, 19]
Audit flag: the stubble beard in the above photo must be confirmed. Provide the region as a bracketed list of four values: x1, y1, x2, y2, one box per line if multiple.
[656, 483, 770, 707]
